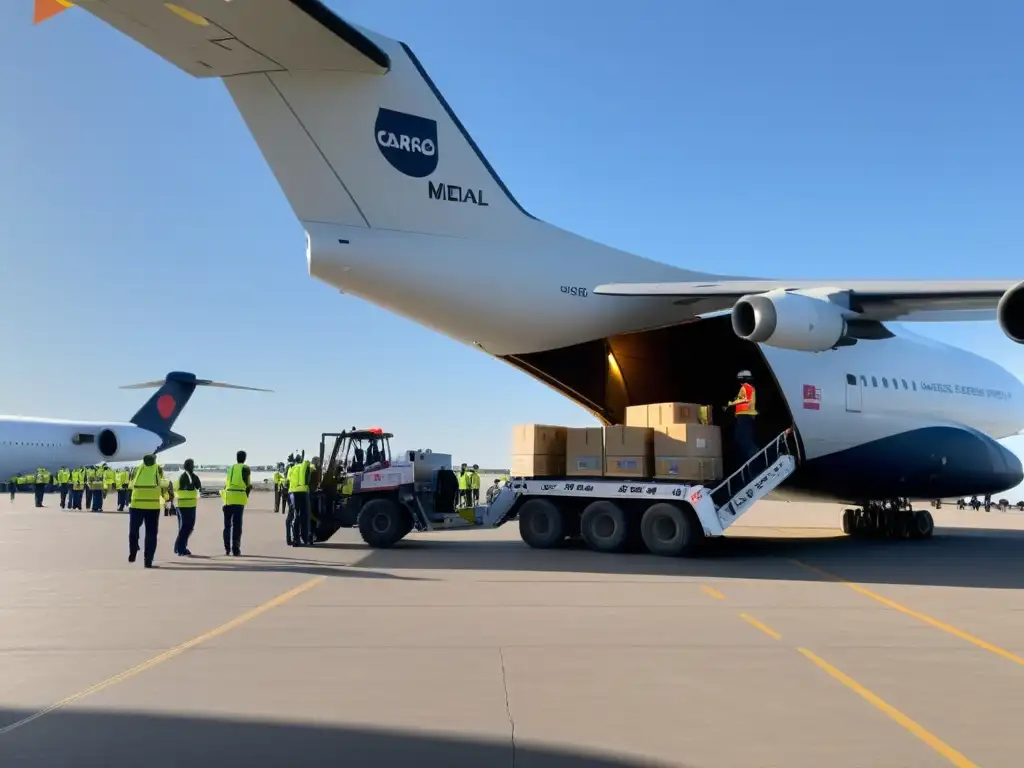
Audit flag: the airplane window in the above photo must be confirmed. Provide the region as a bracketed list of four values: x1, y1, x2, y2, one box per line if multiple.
[902, 379, 908, 389]
[846, 374, 856, 385]
[912, 381, 917, 391]
[882, 378, 889, 388]
[860, 376, 867, 386]
[872, 377, 878, 387]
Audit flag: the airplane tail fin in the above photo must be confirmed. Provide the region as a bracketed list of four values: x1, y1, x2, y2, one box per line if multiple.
[122, 372, 271, 437]
[61, 1, 536, 240]
[33, 0, 72, 25]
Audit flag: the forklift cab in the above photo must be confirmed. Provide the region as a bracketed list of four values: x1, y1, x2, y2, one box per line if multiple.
[317, 428, 394, 494]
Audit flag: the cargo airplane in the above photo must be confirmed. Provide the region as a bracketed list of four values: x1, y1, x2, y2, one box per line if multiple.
[0, 372, 269, 480]
[33, 2, 1024, 535]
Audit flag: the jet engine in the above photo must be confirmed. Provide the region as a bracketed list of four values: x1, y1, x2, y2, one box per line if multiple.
[731, 290, 847, 352]
[97, 428, 119, 458]
[997, 281, 1024, 344]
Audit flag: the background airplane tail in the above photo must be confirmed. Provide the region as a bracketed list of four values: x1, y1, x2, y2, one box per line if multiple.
[122, 372, 271, 439]
[35, 1, 537, 241]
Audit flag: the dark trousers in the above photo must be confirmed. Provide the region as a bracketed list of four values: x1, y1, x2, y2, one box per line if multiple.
[117, 488, 128, 510]
[274, 487, 283, 513]
[290, 492, 311, 545]
[91, 488, 103, 512]
[175, 506, 197, 554]
[223, 505, 244, 554]
[59, 484, 70, 508]
[85, 488, 93, 509]
[34, 484, 45, 506]
[9, 486, 15, 501]
[733, 416, 758, 468]
[128, 507, 160, 564]
[71, 489, 83, 509]
[285, 494, 296, 544]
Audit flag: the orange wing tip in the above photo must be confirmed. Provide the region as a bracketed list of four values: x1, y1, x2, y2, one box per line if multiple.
[34, 0, 73, 25]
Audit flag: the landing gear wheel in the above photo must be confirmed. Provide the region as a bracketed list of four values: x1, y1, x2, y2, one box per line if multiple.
[909, 509, 935, 540]
[580, 501, 630, 553]
[640, 503, 700, 557]
[518, 498, 566, 549]
[841, 509, 854, 535]
[357, 498, 409, 548]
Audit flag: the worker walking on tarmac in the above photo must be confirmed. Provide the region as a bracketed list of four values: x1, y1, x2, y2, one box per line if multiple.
[727, 370, 759, 468]
[222, 451, 252, 557]
[128, 454, 164, 568]
[273, 463, 285, 514]
[71, 467, 85, 510]
[288, 456, 312, 547]
[115, 466, 130, 511]
[89, 466, 106, 512]
[468, 464, 481, 506]
[174, 459, 202, 557]
[457, 463, 469, 508]
[34, 466, 51, 507]
[56, 466, 71, 509]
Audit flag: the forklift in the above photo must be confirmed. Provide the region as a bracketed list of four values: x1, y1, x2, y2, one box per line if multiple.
[309, 427, 462, 546]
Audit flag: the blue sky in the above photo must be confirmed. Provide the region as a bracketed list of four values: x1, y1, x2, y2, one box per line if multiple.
[1, 0, 1023, 480]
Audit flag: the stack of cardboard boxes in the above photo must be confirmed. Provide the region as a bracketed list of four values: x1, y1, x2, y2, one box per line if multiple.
[510, 402, 724, 485]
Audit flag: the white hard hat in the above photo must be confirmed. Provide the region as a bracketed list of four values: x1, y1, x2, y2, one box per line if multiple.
[737, 370, 752, 379]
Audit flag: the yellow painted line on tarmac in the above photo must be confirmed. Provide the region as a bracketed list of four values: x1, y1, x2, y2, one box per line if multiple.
[791, 559, 1024, 667]
[739, 612, 782, 640]
[700, 584, 726, 600]
[798, 648, 978, 767]
[0, 575, 326, 736]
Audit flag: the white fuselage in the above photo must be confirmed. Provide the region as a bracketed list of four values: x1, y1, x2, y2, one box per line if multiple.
[304, 221, 1024, 501]
[0, 417, 162, 480]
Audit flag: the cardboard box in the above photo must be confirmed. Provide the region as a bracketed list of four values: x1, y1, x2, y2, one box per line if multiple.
[625, 403, 712, 428]
[510, 454, 566, 478]
[566, 427, 604, 476]
[605, 456, 651, 478]
[511, 424, 567, 456]
[654, 424, 722, 459]
[604, 425, 654, 457]
[654, 457, 724, 484]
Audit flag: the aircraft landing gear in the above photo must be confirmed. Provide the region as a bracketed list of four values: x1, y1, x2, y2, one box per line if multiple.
[841, 499, 934, 541]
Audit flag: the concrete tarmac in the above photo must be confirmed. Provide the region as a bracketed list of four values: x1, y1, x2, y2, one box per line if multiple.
[2, 492, 1024, 767]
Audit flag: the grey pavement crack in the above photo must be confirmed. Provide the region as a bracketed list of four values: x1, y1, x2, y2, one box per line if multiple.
[499, 646, 516, 767]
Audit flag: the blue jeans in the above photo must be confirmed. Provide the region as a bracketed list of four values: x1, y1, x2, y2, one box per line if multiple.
[34, 484, 45, 506]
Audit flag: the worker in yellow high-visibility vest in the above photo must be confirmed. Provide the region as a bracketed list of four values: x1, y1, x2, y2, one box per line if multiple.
[115, 467, 130, 511]
[222, 450, 251, 556]
[174, 459, 202, 557]
[71, 467, 86, 510]
[128, 454, 164, 568]
[56, 466, 71, 509]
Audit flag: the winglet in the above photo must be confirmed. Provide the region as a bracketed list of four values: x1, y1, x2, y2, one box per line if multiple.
[34, 0, 73, 25]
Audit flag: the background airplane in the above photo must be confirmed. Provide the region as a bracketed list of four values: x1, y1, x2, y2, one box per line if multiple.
[32, 3, 1024, 518]
[0, 372, 270, 480]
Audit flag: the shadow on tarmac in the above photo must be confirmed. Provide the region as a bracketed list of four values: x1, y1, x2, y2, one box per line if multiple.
[334, 526, 1024, 590]
[0, 707, 677, 768]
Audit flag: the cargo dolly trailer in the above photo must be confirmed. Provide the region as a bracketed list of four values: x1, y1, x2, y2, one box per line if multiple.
[311, 428, 811, 557]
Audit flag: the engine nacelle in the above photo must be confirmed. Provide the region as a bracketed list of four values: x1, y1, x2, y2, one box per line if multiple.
[731, 290, 847, 352]
[997, 281, 1024, 344]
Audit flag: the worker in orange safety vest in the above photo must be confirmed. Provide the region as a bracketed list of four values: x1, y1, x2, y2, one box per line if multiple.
[727, 370, 759, 467]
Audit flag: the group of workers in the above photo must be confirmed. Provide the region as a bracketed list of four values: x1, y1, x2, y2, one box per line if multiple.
[271, 454, 319, 547]
[9, 464, 135, 512]
[123, 451, 250, 568]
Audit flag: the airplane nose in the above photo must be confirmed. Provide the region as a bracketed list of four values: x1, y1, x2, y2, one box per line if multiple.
[996, 440, 1024, 490]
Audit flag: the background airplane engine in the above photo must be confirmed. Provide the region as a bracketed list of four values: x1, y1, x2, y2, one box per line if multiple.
[94, 426, 162, 461]
[997, 280, 1024, 344]
[731, 290, 847, 352]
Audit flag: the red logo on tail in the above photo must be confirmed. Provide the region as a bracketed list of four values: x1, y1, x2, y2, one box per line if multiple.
[157, 394, 176, 419]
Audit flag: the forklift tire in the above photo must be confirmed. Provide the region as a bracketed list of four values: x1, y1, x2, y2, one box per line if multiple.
[909, 509, 935, 540]
[358, 498, 409, 548]
[518, 498, 566, 549]
[580, 500, 630, 553]
[841, 509, 853, 535]
[640, 503, 700, 557]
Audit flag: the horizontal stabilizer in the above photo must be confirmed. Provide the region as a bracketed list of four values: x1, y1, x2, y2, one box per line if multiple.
[70, 0, 389, 77]
[124, 372, 271, 439]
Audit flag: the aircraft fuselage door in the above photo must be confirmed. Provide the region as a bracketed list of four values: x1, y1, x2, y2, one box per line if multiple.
[845, 374, 862, 413]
